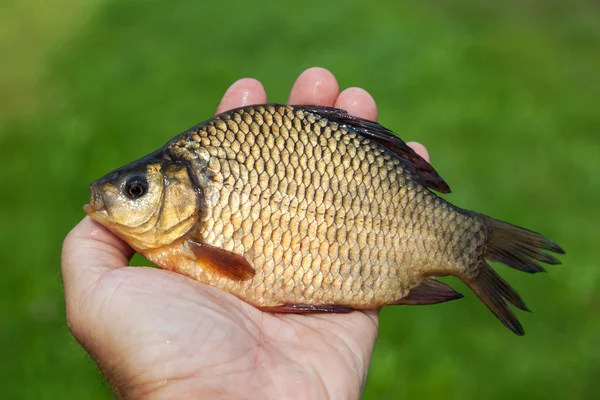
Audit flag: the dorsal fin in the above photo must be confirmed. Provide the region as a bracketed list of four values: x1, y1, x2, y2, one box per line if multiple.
[299, 105, 451, 193]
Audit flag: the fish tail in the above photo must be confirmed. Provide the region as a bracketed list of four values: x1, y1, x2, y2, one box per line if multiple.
[464, 216, 564, 335]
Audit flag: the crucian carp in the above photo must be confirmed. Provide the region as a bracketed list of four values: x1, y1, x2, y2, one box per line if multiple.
[85, 104, 564, 335]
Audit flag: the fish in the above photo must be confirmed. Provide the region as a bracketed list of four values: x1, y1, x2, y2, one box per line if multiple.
[84, 104, 564, 335]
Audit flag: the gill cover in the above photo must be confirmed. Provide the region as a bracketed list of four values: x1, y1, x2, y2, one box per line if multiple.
[86, 157, 199, 251]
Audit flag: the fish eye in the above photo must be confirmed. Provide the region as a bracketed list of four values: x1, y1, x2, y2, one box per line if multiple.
[125, 175, 148, 199]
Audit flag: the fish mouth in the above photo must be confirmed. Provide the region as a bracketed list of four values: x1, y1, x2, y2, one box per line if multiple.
[84, 184, 108, 218]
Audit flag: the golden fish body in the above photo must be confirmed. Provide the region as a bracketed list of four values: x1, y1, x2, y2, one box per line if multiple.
[86, 104, 563, 334]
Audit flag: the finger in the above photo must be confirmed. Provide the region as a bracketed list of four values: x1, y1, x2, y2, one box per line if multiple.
[216, 78, 267, 114]
[333, 87, 378, 121]
[62, 216, 134, 277]
[361, 308, 380, 325]
[407, 141, 430, 163]
[61, 217, 134, 321]
[288, 67, 339, 106]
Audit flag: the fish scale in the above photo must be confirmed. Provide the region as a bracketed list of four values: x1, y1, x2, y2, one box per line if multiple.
[170, 105, 461, 307]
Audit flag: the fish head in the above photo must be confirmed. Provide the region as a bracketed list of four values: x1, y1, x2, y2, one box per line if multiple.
[84, 150, 199, 251]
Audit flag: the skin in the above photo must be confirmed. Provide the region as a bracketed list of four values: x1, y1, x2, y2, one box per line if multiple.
[61, 67, 431, 399]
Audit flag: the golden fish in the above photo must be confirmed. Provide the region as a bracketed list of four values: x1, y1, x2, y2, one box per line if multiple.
[85, 104, 564, 335]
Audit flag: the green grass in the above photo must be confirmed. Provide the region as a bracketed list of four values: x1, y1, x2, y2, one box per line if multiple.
[1, 0, 599, 398]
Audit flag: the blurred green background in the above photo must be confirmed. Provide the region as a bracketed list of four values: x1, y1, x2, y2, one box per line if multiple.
[1, 0, 598, 398]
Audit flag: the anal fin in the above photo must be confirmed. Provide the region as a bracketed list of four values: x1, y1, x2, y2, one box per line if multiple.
[260, 304, 355, 314]
[395, 278, 464, 305]
[187, 240, 255, 281]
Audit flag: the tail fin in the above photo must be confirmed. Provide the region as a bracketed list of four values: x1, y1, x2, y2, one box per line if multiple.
[484, 218, 564, 273]
[465, 217, 565, 335]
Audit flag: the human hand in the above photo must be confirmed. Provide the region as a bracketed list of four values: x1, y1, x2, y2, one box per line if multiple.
[62, 67, 431, 399]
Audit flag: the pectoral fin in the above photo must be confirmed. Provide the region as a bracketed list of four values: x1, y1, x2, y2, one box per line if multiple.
[187, 240, 255, 281]
[396, 278, 463, 305]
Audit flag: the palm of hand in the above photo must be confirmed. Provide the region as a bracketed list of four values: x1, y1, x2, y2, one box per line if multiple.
[63, 68, 430, 399]
[80, 263, 377, 398]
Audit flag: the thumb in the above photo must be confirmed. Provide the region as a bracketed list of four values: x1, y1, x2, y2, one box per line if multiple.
[61, 216, 135, 356]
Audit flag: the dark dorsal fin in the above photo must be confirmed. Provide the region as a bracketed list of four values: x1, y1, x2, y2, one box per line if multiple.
[299, 105, 451, 193]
